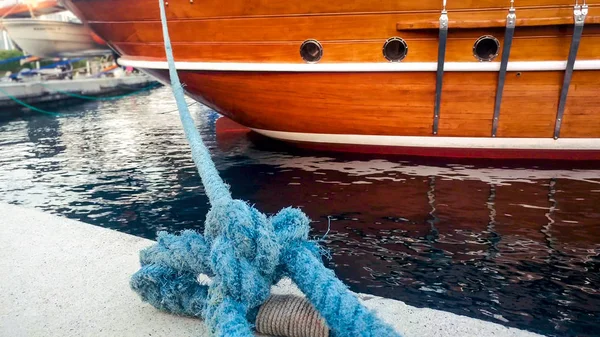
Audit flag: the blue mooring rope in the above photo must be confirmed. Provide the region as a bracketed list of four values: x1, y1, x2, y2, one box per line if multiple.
[129, 0, 403, 336]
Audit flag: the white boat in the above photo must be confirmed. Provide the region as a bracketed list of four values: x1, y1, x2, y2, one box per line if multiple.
[2, 18, 112, 58]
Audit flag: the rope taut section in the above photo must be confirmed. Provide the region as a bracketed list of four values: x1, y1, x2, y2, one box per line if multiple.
[129, 0, 403, 336]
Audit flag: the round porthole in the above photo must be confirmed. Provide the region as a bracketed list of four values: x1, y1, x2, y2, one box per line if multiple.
[300, 39, 323, 63]
[383, 37, 408, 62]
[473, 35, 500, 62]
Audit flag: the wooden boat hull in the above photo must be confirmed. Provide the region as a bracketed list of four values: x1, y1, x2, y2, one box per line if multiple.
[63, 0, 600, 159]
[138, 68, 600, 159]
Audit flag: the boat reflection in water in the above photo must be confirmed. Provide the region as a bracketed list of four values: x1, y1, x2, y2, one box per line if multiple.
[216, 117, 600, 336]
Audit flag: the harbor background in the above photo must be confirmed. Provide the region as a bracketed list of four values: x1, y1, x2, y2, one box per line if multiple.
[0, 87, 599, 337]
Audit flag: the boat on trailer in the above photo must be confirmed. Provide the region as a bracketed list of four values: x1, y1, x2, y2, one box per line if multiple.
[2, 18, 112, 58]
[0, 0, 111, 59]
[63, 0, 600, 160]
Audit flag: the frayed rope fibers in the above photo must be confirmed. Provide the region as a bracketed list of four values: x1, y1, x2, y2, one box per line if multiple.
[130, 0, 403, 336]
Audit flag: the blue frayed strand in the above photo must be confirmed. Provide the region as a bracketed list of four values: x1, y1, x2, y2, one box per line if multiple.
[130, 0, 403, 336]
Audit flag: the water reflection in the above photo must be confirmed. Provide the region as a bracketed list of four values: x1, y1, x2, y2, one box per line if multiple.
[0, 88, 598, 336]
[223, 147, 599, 336]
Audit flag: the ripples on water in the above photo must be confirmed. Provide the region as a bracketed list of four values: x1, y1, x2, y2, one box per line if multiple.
[0, 88, 599, 336]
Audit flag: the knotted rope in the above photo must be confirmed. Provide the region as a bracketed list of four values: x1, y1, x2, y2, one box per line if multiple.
[130, 0, 403, 336]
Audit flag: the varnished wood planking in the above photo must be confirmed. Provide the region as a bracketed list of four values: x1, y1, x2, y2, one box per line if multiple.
[397, 9, 600, 30]
[438, 72, 497, 137]
[146, 70, 437, 136]
[68, 0, 600, 22]
[73, 2, 600, 64]
[141, 69, 599, 138]
[496, 71, 600, 138]
[87, 15, 454, 43]
[497, 72, 560, 138]
[87, 10, 600, 44]
[111, 33, 600, 63]
[562, 71, 600, 138]
[84, 6, 600, 64]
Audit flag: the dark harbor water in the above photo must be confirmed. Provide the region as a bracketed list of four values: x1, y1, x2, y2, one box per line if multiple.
[1, 87, 599, 337]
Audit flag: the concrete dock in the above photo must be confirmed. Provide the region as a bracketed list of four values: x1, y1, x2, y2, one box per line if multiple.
[0, 74, 156, 110]
[0, 203, 543, 337]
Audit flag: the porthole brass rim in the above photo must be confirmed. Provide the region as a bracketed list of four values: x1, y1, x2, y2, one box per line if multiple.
[382, 37, 408, 62]
[300, 39, 323, 64]
[473, 35, 500, 62]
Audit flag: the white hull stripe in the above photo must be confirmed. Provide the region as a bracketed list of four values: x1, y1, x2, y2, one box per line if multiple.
[118, 58, 600, 72]
[251, 129, 600, 150]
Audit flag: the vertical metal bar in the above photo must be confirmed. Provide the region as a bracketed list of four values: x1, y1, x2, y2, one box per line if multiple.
[492, 1, 516, 137]
[432, 1, 448, 135]
[554, 1, 587, 139]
